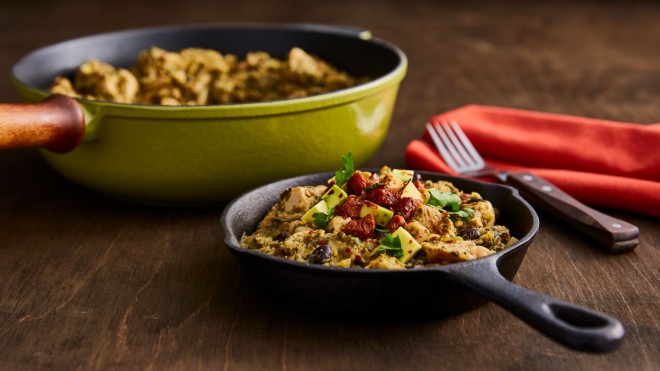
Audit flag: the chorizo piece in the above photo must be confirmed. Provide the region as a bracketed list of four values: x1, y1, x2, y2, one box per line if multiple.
[342, 214, 376, 239]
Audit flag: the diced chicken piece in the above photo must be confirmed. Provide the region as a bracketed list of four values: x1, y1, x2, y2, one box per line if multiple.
[180, 47, 232, 74]
[69, 60, 139, 103]
[422, 237, 494, 264]
[256, 185, 325, 228]
[327, 216, 351, 233]
[471, 200, 496, 228]
[405, 221, 431, 241]
[288, 47, 322, 79]
[463, 194, 496, 228]
[412, 204, 456, 237]
[281, 185, 325, 214]
[336, 258, 353, 268]
[378, 171, 404, 190]
[292, 224, 314, 234]
[49, 77, 79, 97]
[365, 254, 406, 270]
[412, 204, 443, 229]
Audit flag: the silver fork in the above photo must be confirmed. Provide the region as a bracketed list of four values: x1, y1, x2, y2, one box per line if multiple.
[426, 120, 639, 253]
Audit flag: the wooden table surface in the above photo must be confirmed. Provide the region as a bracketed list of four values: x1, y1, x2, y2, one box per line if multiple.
[1, 0, 658, 370]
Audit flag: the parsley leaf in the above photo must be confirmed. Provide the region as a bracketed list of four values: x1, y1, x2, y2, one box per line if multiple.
[448, 208, 475, 223]
[375, 233, 403, 258]
[427, 190, 461, 211]
[312, 208, 334, 229]
[334, 152, 355, 187]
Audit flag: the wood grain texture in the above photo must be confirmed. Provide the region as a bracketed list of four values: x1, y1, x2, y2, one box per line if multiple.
[0, 0, 658, 370]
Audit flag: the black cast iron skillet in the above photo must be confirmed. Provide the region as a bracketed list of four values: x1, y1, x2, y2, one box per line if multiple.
[221, 171, 624, 352]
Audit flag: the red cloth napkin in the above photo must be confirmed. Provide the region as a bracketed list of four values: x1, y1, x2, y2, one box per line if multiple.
[405, 105, 660, 217]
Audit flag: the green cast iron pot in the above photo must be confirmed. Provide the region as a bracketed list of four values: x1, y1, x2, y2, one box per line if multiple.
[6, 24, 407, 206]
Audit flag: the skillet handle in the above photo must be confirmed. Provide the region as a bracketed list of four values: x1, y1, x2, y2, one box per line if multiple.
[0, 94, 85, 153]
[449, 260, 624, 352]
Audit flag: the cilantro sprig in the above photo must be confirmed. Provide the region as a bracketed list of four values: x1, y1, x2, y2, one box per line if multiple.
[312, 208, 334, 229]
[427, 189, 475, 223]
[448, 208, 475, 223]
[427, 190, 461, 211]
[334, 152, 355, 186]
[375, 233, 403, 258]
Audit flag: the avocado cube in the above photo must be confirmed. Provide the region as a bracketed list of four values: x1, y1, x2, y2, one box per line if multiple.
[392, 169, 415, 182]
[400, 181, 424, 202]
[392, 227, 422, 263]
[422, 189, 431, 204]
[359, 201, 394, 227]
[301, 199, 329, 226]
[322, 184, 348, 209]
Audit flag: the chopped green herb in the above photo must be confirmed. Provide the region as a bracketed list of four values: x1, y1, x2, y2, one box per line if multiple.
[312, 207, 334, 229]
[363, 182, 384, 193]
[427, 190, 461, 211]
[375, 233, 403, 258]
[448, 208, 475, 223]
[426, 190, 475, 223]
[334, 152, 355, 187]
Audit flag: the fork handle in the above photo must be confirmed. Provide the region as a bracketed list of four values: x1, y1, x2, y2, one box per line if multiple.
[505, 172, 639, 253]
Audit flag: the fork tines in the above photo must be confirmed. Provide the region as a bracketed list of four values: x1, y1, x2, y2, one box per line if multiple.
[425, 120, 485, 173]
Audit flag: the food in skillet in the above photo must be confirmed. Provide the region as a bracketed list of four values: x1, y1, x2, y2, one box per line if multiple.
[241, 153, 517, 269]
[49, 46, 368, 105]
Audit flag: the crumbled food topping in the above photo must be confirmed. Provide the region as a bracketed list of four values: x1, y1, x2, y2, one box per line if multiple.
[49, 47, 368, 105]
[241, 158, 517, 270]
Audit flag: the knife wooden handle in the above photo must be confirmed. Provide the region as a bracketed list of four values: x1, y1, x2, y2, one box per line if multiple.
[0, 94, 85, 153]
[505, 172, 639, 253]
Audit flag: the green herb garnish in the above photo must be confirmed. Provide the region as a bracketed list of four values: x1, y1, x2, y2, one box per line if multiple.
[312, 208, 334, 229]
[427, 190, 461, 211]
[363, 182, 384, 193]
[334, 152, 355, 187]
[448, 208, 475, 223]
[375, 233, 403, 258]
[426, 190, 474, 223]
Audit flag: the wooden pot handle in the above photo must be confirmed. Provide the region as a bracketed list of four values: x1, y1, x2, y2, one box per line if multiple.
[0, 94, 85, 153]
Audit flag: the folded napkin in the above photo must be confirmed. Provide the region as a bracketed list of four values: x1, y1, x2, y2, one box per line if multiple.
[405, 105, 660, 217]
